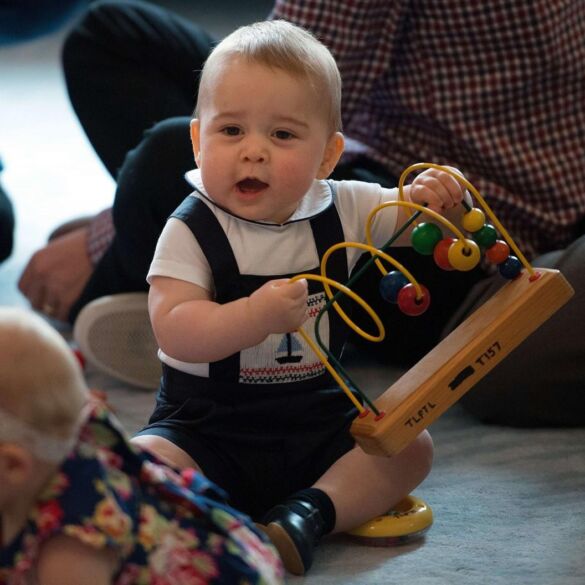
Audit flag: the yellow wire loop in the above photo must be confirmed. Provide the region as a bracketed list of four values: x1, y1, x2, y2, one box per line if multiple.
[365, 200, 468, 287]
[285, 162, 535, 415]
[398, 162, 535, 276]
[290, 273, 372, 414]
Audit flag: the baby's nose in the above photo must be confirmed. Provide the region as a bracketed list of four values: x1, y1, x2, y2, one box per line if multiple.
[241, 136, 267, 162]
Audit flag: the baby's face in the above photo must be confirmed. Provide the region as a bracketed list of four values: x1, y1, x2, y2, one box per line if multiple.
[191, 57, 342, 223]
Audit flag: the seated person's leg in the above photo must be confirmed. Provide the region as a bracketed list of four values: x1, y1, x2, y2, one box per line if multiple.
[62, 0, 215, 177]
[69, 117, 193, 321]
[454, 234, 585, 426]
[262, 431, 434, 575]
[132, 434, 200, 470]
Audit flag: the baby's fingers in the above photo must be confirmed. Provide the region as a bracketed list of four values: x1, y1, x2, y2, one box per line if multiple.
[286, 278, 308, 299]
[412, 172, 463, 211]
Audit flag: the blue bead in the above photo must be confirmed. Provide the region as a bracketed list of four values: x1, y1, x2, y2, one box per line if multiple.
[498, 255, 522, 279]
[379, 271, 409, 303]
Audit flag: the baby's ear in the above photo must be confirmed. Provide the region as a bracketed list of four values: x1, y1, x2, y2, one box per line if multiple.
[317, 132, 345, 179]
[0, 443, 35, 486]
[190, 119, 202, 167]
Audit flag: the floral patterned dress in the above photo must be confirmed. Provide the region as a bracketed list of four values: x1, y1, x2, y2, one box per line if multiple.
[0, 402, 283, 585]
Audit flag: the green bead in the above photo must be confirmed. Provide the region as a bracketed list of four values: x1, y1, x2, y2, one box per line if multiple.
[411, 223, 443, 255]
[472, 224, 498, 248]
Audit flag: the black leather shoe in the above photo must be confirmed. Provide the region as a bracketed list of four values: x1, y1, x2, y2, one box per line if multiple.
[259, 499, 325, 575]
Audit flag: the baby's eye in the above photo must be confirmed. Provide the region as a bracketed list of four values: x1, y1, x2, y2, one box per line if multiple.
[273, 130, 295, 140]
[221, 126, 241, 136]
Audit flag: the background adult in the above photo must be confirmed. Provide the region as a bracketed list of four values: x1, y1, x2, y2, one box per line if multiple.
[19, 0, 585, 426]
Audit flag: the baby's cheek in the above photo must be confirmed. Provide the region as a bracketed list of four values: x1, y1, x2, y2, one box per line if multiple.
[282, 158, 317, 192]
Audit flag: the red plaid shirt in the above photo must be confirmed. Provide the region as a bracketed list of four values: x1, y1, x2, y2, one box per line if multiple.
[271, 0, 585, 258]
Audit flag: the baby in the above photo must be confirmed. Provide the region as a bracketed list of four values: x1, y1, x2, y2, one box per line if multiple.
[135, 20, 468, 575]
[0, 308, 283, 584]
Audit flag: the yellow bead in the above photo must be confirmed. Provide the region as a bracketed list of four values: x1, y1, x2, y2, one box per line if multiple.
[462, 208, 486, 233]
[447, 239, 481, 271]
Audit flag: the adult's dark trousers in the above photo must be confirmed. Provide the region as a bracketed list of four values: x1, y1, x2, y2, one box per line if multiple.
[62, 0, 215, 318]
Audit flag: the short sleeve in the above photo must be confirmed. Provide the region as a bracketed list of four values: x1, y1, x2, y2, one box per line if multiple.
[147, 218, 213, 293]
[334, 180, 399, 271]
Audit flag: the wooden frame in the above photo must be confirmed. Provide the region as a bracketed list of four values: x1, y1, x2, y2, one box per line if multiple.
[350, 268, 574, 457]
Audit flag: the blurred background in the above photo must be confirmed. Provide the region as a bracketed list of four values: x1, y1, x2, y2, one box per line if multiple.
[0, 0, 271, 308]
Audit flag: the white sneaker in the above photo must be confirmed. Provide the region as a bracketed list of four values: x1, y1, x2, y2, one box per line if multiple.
[73, 293, 161, 389]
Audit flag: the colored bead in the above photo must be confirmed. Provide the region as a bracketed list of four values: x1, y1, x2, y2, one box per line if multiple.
[447, 239, 481, 271]
[485, 239, 510, 264]
[433, 237, 456, 271]
[462, 208, 486, 232]
[411, 222, 443, 255]
[397, 283, 431, 316]
[379, 270, 409, 303]
[498, 255, 522, 279]
[472, 224, 498, 248]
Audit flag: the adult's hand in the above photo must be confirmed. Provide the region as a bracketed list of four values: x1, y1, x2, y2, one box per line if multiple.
[18, 227, 93, 322]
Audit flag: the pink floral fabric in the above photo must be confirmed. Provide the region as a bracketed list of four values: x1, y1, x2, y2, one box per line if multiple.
[0, 403, 283, 585]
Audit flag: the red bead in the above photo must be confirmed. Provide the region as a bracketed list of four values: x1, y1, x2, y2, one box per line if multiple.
[485, 239, 510, 264]
[433, 237, 456, 271]
[397, 284, 431, 316]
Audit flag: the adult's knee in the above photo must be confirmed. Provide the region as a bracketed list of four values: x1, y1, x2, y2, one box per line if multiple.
[63, 1, 115, 65]
[138, 118, 193, 161]
[62, 0, 147, 72]
[113, 117, 193, 224]
[117, 117, 192, 191]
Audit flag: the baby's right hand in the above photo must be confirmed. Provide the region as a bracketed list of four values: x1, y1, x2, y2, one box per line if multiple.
[248, 278, 309, 335]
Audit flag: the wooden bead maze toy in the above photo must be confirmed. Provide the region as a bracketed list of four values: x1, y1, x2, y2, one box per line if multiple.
[291, 163, 575, 458]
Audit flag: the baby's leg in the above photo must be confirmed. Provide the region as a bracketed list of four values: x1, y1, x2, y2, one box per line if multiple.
[261, 431, 433, 575]
[314, 430, 434, 532]
[131, 434, 201, 471]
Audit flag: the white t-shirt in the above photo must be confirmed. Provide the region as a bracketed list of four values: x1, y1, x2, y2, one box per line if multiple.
[147, 169, 401, 375]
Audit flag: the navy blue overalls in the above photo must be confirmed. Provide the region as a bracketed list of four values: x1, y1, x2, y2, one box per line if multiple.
[141, 187, 360, 519]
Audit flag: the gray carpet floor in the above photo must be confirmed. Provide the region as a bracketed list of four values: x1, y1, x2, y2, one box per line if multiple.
[1, 3, 584, 583]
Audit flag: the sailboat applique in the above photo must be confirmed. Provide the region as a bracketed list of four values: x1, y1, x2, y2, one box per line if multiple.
[275, 333, 303, 364]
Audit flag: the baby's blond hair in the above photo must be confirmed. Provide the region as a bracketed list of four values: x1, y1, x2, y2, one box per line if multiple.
[195, 20, 342, 134]
[0, 308, 88, 442]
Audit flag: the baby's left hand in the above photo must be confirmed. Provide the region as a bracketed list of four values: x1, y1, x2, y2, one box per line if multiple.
[408, 167, 467, 214]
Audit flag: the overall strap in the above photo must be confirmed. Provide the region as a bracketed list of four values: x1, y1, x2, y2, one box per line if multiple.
[309, 182, 348, 286]
[169, 186, 349, 384]
[171, 196, 244, 381]
[308, 182, 350, 359]
[171, 195, 242, 291]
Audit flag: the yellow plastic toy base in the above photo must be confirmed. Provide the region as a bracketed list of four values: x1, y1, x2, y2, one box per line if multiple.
[346, 495, 433, 546]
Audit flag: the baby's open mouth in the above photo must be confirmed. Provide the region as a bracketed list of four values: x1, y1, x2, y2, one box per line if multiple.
[237, 178, 268, 193]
